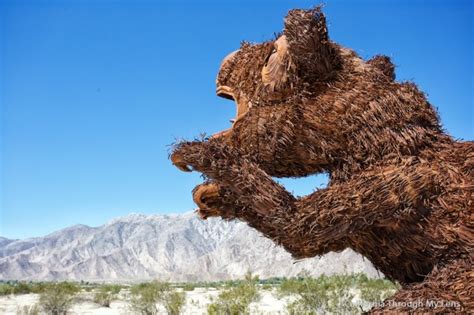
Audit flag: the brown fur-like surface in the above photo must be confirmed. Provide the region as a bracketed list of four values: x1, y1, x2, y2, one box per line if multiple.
[171, 7, 473, 313]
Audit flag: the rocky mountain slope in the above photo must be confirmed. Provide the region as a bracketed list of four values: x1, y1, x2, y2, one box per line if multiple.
[0, 212, 380, 282]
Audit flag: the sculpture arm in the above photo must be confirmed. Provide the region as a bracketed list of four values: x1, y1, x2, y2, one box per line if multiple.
[171, 140, 437, 258]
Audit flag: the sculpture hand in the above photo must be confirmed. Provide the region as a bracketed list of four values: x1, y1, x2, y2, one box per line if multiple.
[171, 138, 253, 182]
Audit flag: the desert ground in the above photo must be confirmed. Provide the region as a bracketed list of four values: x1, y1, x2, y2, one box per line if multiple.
[1, 288, 290, 315]
[0, 274, 398, 314]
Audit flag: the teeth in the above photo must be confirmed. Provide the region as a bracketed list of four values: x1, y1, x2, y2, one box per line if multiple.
[229, 119, 235, 124]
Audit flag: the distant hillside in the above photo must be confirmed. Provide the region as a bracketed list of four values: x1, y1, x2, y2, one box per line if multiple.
[0, 212, 380, 282]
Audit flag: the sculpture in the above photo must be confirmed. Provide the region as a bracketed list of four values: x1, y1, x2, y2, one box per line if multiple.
[171, 7, 473, 313]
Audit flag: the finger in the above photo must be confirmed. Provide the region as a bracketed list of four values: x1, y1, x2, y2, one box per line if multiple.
[171, 153, 192, 172]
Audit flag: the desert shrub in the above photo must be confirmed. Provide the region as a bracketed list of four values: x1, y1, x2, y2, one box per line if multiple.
[163, 291, 185, 315]
[16, 304, 40, 315]
[1, 282, 33, 295]
[0, 282, 14, 295]
[0, 281, 51, 296]
[260, 277, 284, 285]
[80, 281, 97, 292]
[94, 284, 122, 307]
[12, 282, 33, 294]
[129, 280, 171, 315]
[280, 276, 331, 314]
[106, 284, 122, 294]
[181, 283, 195, 291]
[359, 276, 399, 303]
[94, 290, 114, 308]
[0, 281, 53, 296]
[30, 282, 49, 294]
[207, 272, 260, 315]
[38, 282, 79, 315]
[261, 283, 273, 290]
[279, 273, 399, 314]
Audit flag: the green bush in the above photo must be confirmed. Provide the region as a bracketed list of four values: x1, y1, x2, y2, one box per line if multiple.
[163, 291, 185, 315]
[38, 282, 79, 315]
[0, 282, 31, 295]
[16, 304, 40, 315]
[30, 282, 49, 294]
[13, 282, 32, 294]
[280, 275, 333, 314]
[359, 277, 399, 303]
[0, 281, 51, 296]
[94, 291, 112, 307]
[129, 280, 171, 315]
[0, 283, 14, 295]
[181, 283, 195, 291]
[261, 283, 273, 290]
[94, 284, 122, 307]
[207, 272, 260, 315]
[279, 273, 399, 314]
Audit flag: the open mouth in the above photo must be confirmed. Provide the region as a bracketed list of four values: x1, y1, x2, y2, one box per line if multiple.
[212, 85, 239, 139]
[216, 86, 235, 101]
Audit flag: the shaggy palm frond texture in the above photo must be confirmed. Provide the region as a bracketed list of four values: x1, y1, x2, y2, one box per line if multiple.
[171, 6, 473, 313]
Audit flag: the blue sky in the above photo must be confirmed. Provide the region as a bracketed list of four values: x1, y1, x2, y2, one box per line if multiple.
[1, 0, 472, 239]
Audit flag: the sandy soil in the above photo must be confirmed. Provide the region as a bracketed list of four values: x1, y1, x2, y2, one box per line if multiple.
[0, 288, 293, 315]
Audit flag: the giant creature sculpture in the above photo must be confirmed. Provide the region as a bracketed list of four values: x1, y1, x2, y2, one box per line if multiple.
[171, 7, 473, 313]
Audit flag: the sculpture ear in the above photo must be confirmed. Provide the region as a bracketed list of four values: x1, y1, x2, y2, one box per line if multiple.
[284, 7, 341, 82]
[261, 36, 293, 94]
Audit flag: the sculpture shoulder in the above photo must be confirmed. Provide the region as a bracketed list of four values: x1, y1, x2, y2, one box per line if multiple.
[419, 139, 474, 174]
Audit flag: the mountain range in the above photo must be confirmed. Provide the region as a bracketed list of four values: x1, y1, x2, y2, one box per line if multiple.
[0, 212, 380, 282]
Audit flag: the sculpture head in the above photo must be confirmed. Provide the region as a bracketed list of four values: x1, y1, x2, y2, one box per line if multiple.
[184, 7, 442, 180]
[214, 7, 341, 137]
[211, 7, 348, 176]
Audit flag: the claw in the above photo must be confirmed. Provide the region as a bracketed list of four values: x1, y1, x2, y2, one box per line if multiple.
[193, 183, 221, 218]
[171, 152, 192, 172]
